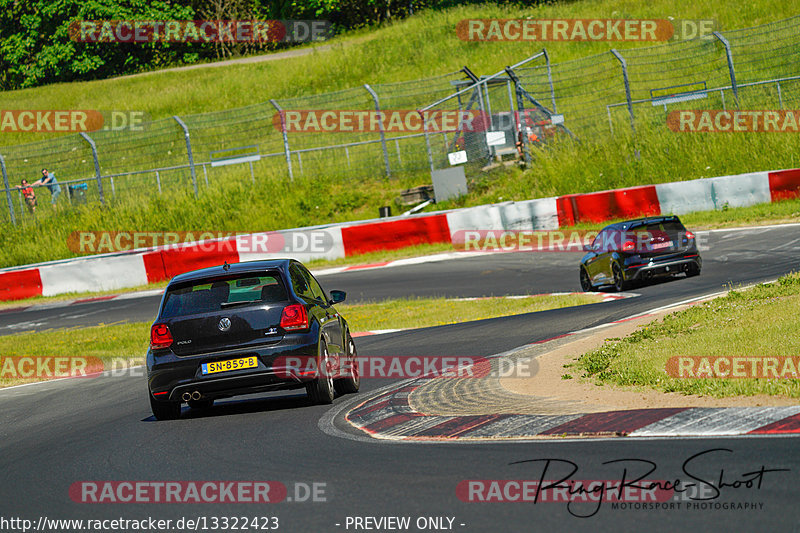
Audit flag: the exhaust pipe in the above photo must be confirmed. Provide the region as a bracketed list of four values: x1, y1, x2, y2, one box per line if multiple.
[191, 391, 202, 401]
[181, 392, 192, 402]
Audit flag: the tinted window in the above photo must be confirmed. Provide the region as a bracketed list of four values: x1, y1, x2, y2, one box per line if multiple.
[161, 273, 286, 317]
[592, 229, 620, 252]
[302, 268, 328, 303]
[289, 264, 314, 301]
[634, 221, 686, 241]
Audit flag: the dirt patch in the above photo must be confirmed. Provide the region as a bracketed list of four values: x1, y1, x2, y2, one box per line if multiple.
[409, 300, 798, 417]
[500, 306, 799, 411]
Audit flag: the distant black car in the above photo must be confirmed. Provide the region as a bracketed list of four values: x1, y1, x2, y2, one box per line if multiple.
[146, 259, 359, 420]
[579, 216, 701, 292]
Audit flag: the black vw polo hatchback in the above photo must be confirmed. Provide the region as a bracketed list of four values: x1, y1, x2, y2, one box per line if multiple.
[579, 216, 702, 292]
[147, 259, 359, 420]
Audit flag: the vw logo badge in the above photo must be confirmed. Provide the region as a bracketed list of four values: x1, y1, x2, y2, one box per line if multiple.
[218, 317, 231, 331]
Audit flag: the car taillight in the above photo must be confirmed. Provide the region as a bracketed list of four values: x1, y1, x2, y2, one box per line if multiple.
[622, 240, 635, 252]
[150, 323, 173, 349]
[280, 304, 308, 331]
[685, 231, 695, 239]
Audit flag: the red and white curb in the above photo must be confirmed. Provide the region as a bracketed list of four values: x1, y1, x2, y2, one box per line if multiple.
[344, 288, 799, 441]
[346, 384, 800, 440]
[352, 329, 406, 338]
[448, 292, 637, 303]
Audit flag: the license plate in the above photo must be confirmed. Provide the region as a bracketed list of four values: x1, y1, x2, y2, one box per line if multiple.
[202, 356, 258, 375]
[651, 241, 672, 250]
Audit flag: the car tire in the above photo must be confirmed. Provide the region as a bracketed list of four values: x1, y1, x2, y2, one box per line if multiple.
[188, 399, 214, 410]
[579, 267, 595, 292]
[612, 263, 628, 292]
[306, 339, 335, 405]
[149, 394, 181, 421]
[334, 333, 360, 395]
[686, 263, 701, 277]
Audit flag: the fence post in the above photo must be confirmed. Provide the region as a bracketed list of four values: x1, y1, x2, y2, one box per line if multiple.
[79, 132, 105, 205]
[364, 84, 391, 178]
[610, 49, 636, 135]
[0, 154, 16, 226]
[506, 79, 520, 156]
[713, 31, 739, 108]
[505, 67, 531, 165]
[270, 99, 294, 181]
[419, 110, 434, 172]
[542, 48, 557, 114]
[172, 116, 199, 197]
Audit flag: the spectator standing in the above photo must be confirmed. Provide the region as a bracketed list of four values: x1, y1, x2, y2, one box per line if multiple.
[15, 179, 37, 213]
[32, 168, 61, 206]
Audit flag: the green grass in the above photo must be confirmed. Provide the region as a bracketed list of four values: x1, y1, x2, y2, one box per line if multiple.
[1, 1, 788, 142]
[572, 273, 800, 398]
[337, 293, 601, 331]
[0, 292, 599, 388]
[0, 322, 150, 388]
[0, 1, 798, 269]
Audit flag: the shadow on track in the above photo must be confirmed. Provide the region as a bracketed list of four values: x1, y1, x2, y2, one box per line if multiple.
[140, 391, 316, 422]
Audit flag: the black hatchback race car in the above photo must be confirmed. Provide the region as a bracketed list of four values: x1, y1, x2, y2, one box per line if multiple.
[579, 215, 701, 292]
[146, 259, 359, 420]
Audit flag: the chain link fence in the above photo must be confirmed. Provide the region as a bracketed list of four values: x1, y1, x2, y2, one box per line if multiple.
[2, 14, 800, 225]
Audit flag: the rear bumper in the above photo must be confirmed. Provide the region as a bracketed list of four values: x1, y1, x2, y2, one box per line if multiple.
[625, 255, 701, 280]
[147, 332, 322, 402]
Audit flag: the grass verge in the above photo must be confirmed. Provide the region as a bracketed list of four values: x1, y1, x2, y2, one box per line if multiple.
[572, 273, 800, 398]
[337, 293, 600, 332]
[0, 293, 600, 388]
[0, 322, 150, 389]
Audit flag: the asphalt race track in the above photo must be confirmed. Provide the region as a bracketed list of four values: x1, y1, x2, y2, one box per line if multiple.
[1, 224, 799, 532]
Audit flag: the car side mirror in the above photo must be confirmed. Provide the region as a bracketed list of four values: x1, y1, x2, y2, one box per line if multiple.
[329, 290, 346, 304]
[583, 244, 593, 252]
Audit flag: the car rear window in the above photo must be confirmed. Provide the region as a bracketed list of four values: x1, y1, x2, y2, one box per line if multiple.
[632, 221, 686, 240]
[161, 273, 288, 317]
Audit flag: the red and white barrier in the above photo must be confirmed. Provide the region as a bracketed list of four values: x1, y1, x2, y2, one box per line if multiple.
[2, 167, 799, 301]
